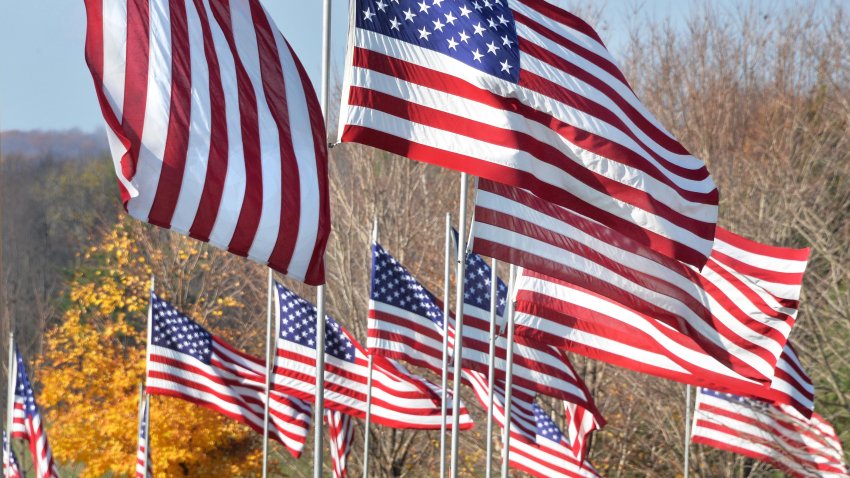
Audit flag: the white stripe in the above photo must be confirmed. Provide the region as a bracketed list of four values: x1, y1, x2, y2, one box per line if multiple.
[714, 237, 809, 276]
[170, 0, 214, 234]
[229, 0, 282, 263]
[274, 27, 322, 281]
[127, 0, 173, 221]
[203, 0, 247, 251]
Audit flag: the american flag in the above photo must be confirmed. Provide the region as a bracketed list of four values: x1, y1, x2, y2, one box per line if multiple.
[145, 293, 313, 457]
[83, 0, 330, 285]
[489, 178, 808, 385]
[368, 242, 599, 409]
[3, 430, 21, 478]
[325, 410, 355, 478]
[272, 282, 474, 430]
[339, 0, 719, 268]
[135, 389, 152, 478]
[11, 348, 59, 478]
[691, 388, 847, 478]
[464, 370, 600, 478]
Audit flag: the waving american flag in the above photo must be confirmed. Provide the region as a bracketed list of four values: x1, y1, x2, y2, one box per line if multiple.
[145, 293, 313, 457]
[339, 0, 718, 268]
[3, 430, 21, 478]
[11, 348, 59, 478]
[325, 410, 355, 478]
[135, 389, 152, 478]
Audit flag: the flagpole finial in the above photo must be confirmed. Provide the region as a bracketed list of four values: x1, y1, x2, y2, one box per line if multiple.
[150, 275, 155, 294]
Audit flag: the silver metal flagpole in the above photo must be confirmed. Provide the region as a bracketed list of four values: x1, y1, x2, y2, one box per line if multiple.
[449, 173, 468, 478]
[145, 275, 154, 477]
[499, 265, 518, 478]
[4, 332, 14, 478]
[362, 219, 378, 478]
[684, 384, 692, 478]
[439, 212, 451, 478]
[314, 0, 332, 476]
[484, 258, 498, 478]
[262, 268, 274, 478]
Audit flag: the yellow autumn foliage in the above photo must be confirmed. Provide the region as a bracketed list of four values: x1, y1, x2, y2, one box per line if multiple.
[36, 219, 265, 477]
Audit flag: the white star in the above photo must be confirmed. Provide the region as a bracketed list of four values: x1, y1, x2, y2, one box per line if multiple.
[447, 37, 459, 50]
[444, 11, 457, 25]
[472, 1, 483, 11]
[389, 16, 401, 30]
[433, 0, 444, 5]
[488, 18, 498, 30]
[459, 5, 472, 18]
[403, 8, 417, 22]
[432, 18, 445, 32]
[497, 14, 509, 26]
[418, 0, 430, 13]
[486, 41, 500, 55]
[473, 22, 486, 36]
[483, 0, 493, 9]
[472, 49, 484, 62]
[500, 59, 512, 72]
[376, 0, 388, 11]
[501, 34, 513, 47]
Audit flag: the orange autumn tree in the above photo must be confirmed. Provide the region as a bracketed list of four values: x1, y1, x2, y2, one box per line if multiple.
[36, 218, 275, 477]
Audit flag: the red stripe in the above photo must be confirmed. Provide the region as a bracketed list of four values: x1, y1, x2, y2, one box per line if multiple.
[715, 226, 812, 263]
[515, 0, 605, 46]
[121, 0, 152, 198]
[207, 0, 264, 257]
[369, 309, 444, 344]
[147, 0, 193, 227]
[187, 0, 228, 241]
[249, 2, 301, 270]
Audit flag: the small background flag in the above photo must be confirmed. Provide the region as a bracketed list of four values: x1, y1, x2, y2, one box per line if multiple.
[12, 347, 60, 478]
[3, 430, 22, 478]
[691, 388, 848, 478]
[340, 0, 718, 267]
[325, 410, 355, 478]
[136, 389, 152, 478]
[84, 0, 331, 284]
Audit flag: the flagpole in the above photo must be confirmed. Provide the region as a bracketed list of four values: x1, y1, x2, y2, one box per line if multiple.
[145, 276, 154, 478]
[449, 172, 468, 478]
[684, 384, 691, 478]
[484, 258, 498, 478]
[362, 219, 378, 478]
[262, 268, 274, 478]
[499, 265, 518, 478]
[4, 332, 14, 478]
[314, 0, 332, 476]
[439, 212, 451, 478]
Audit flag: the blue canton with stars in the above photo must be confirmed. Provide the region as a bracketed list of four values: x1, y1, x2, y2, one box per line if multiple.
[275, 282, 356, 363]
[150, 293, 213, 364]
[532, 403, 565, 444]
[356, 0, 520, 83]
[464, 249, 508, 317]
[370, 243, 445, 329]
[701, 388, 767, 410]
[15, 348, 43, 420]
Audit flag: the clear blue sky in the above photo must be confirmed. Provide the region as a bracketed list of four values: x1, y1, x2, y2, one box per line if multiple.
[0, 0, 784, 132]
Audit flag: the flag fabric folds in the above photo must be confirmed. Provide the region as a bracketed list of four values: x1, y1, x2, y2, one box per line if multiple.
[83, 0, 331, 285]
[496, 181, 809, 385]
[11, 348, 59, 478]
[145, 293, 313, 457]
[2, 431, 22, 478]
[368, 242, 599, 408]
[691, 388, 847, 478]
[339, 0, 718, 268]
[272, 282, 474, 430]
[464, 370, 601, 478]
[136, 390, 152, 478]
[325, 410, 355, 478]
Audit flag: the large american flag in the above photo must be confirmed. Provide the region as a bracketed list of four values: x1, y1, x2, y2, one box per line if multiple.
[691, 388, 847, 478]
[490, 178, 809, 385]
[11, 348, 59, 478]
[464, 370, 600, 478]
[367, 242, 599, 408]
[2, 431, 22, 478]
[272, 282, 474, 430]
[135, 389, 152, 478]
[339, 0, 719, 268]
[325, 410, 355, 478]
[145, 293, 313, 457]
[83, 0, 330, 285]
